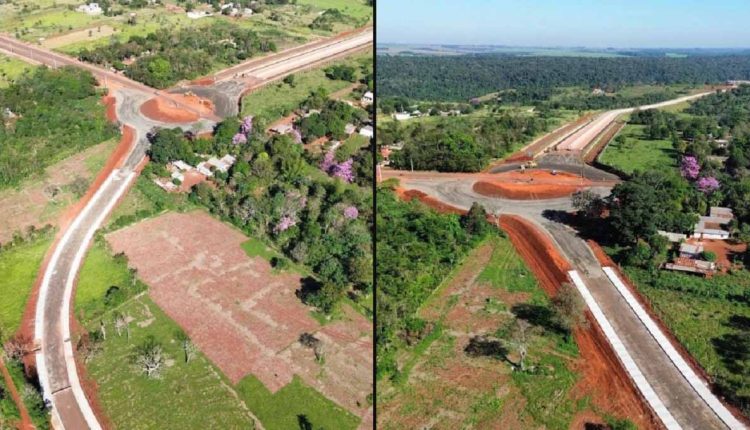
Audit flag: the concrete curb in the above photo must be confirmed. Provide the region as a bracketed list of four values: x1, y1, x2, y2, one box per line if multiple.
[568, 270, 681, 430]
[603, 267, 745, 430]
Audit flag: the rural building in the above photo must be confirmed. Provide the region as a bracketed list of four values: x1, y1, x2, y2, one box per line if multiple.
[172, 160, 193, 171]
[344, 123, 357, 135]
[714, 138, 730, 148]
[657, 230, 687, 243]
[693, 207, 734, 240]
[77, 3, 103, 15]
[591, 88, 605, 96]
[361, 91, 373, 105]
[393, 112, 411, 121]
[187, 10, 213, 19]
[196, 162, 214, 177]
[664, 258, 716, 276]
[359, 125, 374, 138]
[679, 243, 703, 259]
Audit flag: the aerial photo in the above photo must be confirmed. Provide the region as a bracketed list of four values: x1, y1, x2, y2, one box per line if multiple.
[0, 0, 372, 429]
[377, 1, 750, 429]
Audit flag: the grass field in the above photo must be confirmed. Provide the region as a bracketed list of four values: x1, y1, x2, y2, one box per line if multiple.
[598, 124, 678, 174]
[236, 374, 360, 430]
[623, 266, 750, 416]
[74, 240, 135, 323]
[0, 237, 53, 334]
[297, 0, 373, 20]
[84, 294, 256, 430]
[0, 55, 32, 88]
[241, 50, 370, 123]
[380, 235, 592, 428]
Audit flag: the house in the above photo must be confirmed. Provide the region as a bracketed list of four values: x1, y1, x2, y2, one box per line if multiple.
[243, 8, 254, 17]
[196, 162, 214, 177]
[206, 155, 235, 173]
[664, 257, 716, 276]
[679, 243, 703, 259]
[172, 160, 193, 172]
[361, 91, 373, 105]
[393, 112, 411, 121]
[344, 123, 357, 135]
[359, 125, 374, 138]
[657, 230, 687, 243]
[411, 110, 422, 117]
[388, 141, 405, 151]
[170, 171, 185, 183]
[693, 207, 734, 240]
[591, 88, 605, 96]
[714, 138, 730, 149]
[154, 178, 177, 192]
[77, 3, 103, 15]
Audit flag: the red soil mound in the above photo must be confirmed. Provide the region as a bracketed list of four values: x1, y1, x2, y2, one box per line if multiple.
[499, 215, 658, 429]
[474, 170, 591, 200]
[396, 188, 466, 215]
[140, 97, 199, 123]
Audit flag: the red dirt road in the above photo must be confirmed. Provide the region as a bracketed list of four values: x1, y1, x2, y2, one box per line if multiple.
[0, 356, 33, 430]
[499, 216, 659, 429]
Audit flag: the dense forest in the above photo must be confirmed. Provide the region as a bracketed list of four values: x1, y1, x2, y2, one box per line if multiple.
[78, 22, 277, 88]
[376, 188, 492, 379]
[0, 67, 118, 188]
[378, 113, 548, 172]
[377, 54, 750, 101]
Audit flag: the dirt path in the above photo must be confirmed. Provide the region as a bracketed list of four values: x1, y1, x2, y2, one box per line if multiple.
[0, 356, 33, 430]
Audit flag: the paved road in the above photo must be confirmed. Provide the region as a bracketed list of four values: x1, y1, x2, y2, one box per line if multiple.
[2, 27, 371, 430]
[394, 171, 742, 428]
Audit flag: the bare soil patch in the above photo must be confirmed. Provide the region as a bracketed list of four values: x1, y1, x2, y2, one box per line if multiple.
[42, 25, 116, 49]
[140, 97, 200, 123]
[395, 187, 466, 215]
[105, 211, 372, 420]
[474, 170, 589, 200]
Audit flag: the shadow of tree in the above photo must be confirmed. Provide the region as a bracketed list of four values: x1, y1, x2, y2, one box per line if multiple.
[710, 314, 750, 413]
[511, 303, 565, 335]
[464, 335, 515, 368]
[295, 276, 323, 304]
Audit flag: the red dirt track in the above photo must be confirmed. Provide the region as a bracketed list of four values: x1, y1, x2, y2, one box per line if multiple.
[499, 216, 659, 429]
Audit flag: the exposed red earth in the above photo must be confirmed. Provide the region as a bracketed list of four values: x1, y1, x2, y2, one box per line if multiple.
[473, 170, 592, 200]
[105, 212, 373, 424]
[395, 187, 466, 215]
[140, 97, 201, 123]
[500, 216, 659, 429]
[0, 355, 33, 430]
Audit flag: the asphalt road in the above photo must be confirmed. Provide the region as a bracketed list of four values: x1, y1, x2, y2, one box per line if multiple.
[2, 28, 371, 430]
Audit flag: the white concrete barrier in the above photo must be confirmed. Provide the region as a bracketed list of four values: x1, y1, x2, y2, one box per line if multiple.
[568, 270, 682, 430]
[603, 267, 746, 430]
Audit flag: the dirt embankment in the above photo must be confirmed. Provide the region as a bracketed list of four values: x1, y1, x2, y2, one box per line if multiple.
[395, 188, 466, 215]
[584, 120, 625, 164]
[474, 180, 580, 200]
[140, 97, 201, 123]
[499, 215, 660, 429]
[500, 113, 595, 165]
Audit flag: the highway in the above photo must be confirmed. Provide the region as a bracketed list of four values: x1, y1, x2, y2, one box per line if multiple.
[387, 90, 747, 429]
[1, 27, 371, 430]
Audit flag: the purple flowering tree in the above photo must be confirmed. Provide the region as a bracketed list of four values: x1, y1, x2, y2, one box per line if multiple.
[343, 206, 359, 219]
[232, 133, 247, 145]
[332, 159, 355, 183]
[240, 115, 253, 135]
[680, 156, 700, 180]
[697, 176, 720, 193]
[274, 215, 296, 233]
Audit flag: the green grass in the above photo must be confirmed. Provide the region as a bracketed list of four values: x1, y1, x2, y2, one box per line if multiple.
[236, 374, 360, 430]
[0, 237, 53, 334]
[241, 51, 370, 123]
[623, 266, 750, 415]
[5, 360, 48, 429]
[74, 241, 134, 322]
[297, 0, 373, 20]
[478, 236, 546, 302]
[0, 372, 20, 425]
[598, 124, 678, 175]
[241, 238, 277, 261]
[0, 55, 32, 88]
[84, 294, 255, 430]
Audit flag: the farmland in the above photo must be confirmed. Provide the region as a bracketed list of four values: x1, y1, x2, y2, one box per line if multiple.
[378, 234, 622, 429]
[0, 55, 31, 88]
[241, 49, 371, 123]
[598, 124, 678, 175]
[98, 210, 372, 429]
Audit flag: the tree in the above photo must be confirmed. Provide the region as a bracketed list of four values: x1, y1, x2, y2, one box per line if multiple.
[461, 202, 492, 236]
[551, 283, 587, 339]
[283, 74, 295, 87]
[509, 318, 537, 372]
[174, 330, 197, 363]
[133, 335, 166, 378]
[571, 189, 604, 218]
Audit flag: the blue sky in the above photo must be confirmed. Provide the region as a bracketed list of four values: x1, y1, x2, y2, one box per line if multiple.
[377, 0, 750, 48]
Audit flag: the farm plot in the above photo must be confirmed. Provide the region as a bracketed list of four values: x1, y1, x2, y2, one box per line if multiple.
[105, 211, 371, 428]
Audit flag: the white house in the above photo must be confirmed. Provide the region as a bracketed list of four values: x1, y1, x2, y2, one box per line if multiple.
[693, 207, 734, 240]
[361, 91, 373, 105]
[187, 10, 213, 19]
[393, 112, 411, 121]
[196, 161, 214, 177]
[359, 125, 374, 138]
[77, 3, 103, 15]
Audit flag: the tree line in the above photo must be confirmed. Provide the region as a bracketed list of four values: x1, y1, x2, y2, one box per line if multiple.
[377, 54, 750, 101]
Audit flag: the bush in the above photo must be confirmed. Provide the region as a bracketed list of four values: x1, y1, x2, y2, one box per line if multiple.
[702, 250, 717, 262]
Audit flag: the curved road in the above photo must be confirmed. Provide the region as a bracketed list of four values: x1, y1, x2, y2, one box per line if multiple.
[1, 28, 372, 429]
[386, 90, 748, 430]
